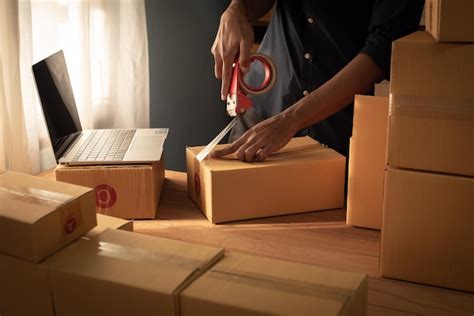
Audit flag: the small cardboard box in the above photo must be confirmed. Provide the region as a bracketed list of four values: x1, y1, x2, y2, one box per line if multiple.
[44, 229, 224, 316]
[380, 167, 474, 292]
[55, 159, 165, 219]
[426, 0, 474, 42]
[186, 136, 346, 223]
[84, 213, 133, 239]
[181, 252, 368, 315]
[0, 170, 96, 262]
[0, 254, 54, 316]
[347, 96, 389, 230]
[388, 31, 474, 176]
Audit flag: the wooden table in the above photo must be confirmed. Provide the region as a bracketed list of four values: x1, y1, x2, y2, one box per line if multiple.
[40, 169, 474, 315]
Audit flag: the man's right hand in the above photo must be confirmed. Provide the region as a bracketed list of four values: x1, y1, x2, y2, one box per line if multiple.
[211, 1, 254, 101]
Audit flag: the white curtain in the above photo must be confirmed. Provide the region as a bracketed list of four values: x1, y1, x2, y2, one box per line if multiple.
[1, 0, 149, 174]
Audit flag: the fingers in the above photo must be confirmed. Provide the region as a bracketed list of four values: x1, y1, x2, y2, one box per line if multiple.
[214, 53, 223, 79]
[221, 57, 233, 101]
[211, 135, 247, 158]
[238, 138, 266, 162]
[256, 146, 271, 162]
[239, 39, 251, 73]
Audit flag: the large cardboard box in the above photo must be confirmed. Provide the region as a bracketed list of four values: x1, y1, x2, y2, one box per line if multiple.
[181, 252, 368, 315]
[426, 0, 474, 42]
[186, 136, 346, 223]
[44, 229, 224, 316]
[388, 31, 474, 176]
[347, 96, 389, 230]
[0, 254, 54, 316]
[84, 213, 133, 238]
[55, 159, 165, 219]
[0, 170, 96, 262]
[380, 168, 474, 292]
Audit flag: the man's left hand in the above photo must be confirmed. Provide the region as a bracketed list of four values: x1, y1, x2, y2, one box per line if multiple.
[211, 112, 298, 162]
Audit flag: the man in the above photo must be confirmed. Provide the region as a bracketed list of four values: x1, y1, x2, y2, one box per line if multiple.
[211, 0, 424, 162]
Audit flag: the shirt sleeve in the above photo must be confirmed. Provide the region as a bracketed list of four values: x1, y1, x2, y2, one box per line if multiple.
[360, 0, 425, 79]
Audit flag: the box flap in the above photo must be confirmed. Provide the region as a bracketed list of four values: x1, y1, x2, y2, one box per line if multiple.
[0, 171, 92, 223]
[46, 229, 224, 296]
[187, 136, 344, 172]
[181, 252, 367, 315]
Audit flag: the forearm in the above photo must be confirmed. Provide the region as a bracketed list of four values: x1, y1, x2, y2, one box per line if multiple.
[230, 0, 275, 22]
[285, 53, 385, 132]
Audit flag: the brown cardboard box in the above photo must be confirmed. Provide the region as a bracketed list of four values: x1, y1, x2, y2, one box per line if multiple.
[388, 31, 474, 176]
[347, 96, 389, 230]
[380, 168, 474, 292]
[55, 159, 165, 219]
[44, 229, 224, 316]
[186, 136, 346, 223]
[84, 213, 133, 238]
[181, 252, 368, 315]
[426, 0, 474, 42]
[0, 254, 54, 316]
[0, 170, 96, 262]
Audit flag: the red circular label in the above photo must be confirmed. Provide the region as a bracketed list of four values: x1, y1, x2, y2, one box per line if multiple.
[64, 217, 76, 234]
[95, 184, 117, 208]
[194, 172, 201, 196]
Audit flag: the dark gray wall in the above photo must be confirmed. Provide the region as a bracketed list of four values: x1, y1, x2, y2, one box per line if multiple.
[145, 0, 231, 171]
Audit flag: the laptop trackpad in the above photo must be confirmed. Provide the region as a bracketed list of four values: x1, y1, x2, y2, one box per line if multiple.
[130, 136, 157, 151]
[124, 136, 165, 161]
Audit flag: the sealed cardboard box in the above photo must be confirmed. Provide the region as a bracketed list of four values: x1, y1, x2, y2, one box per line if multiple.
[0, 254, 53, 316]
[44, 229, 224, 316]
[388, 31, 474, 176]
[347, 96, 389, 230]
[186, 136, 346, 223]
[0, 170, 96, 262]
[181, 252, 368, 315]
[55, 159, 165, 219]
[380, 168, 474, 292]
[426, 0, 474, 42]
[84, 213, 133, 239]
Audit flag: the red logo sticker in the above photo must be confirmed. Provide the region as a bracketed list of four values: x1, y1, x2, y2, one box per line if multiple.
[95, 184, 117, 208]
[194, 172, 201, 196]
[64, 217, 76, 234]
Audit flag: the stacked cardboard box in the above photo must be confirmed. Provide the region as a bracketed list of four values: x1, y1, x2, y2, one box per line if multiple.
[425, 0, 474, 42]
[381, 31, 474, 292]
[187, 136, 346, 223]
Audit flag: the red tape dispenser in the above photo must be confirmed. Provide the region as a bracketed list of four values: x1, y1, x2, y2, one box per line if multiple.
[226, 53, 277, 117]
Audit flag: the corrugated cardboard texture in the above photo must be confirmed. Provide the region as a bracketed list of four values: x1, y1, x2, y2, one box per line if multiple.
[381, 168, 474, 292]
[426, 0, 474, 42]
[0, 254, 54, 316]
[44, 229, 224, 316]
[0, 171, 96, 262]
[186, 137, 346, 223]
[347, 96, 389, 230]
[388, 31, 474, 176]
[181, 252, 368, 315]
[55, 159, 165, 219]
[84, 214, 133, 239]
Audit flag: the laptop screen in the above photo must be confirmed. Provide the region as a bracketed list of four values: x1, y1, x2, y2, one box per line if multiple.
[32, 51, 82, 162]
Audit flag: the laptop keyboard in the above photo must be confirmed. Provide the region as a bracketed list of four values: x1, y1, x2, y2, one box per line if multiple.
[72, 129, 137, 162]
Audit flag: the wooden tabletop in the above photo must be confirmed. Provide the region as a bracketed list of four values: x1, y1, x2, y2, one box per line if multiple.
[40, 169, 474, 315]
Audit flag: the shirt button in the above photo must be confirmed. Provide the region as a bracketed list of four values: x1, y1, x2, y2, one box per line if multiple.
[307, 17, 314, 24]
[303, 90, 309, 96]
[304, 53, 311, 60]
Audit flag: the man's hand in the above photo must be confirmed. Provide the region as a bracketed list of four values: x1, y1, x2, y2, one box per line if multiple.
[211, 2, 254, 100]
[211, 112, 298, 162]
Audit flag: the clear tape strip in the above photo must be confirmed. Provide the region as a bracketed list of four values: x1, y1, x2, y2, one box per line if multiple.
[0, 185, 74, 207]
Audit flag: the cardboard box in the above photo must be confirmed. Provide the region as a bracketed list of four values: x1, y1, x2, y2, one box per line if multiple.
[55, 159, 165, 219]
[347, 96, 389, 230]
[380, 168, 474, 292]
[426, 0, 474, 42]
[181, 252, 368, 315]
[0, 170, 96, 262]
[388, 31, 474, 176]
[44, 229, 224, 316]
[0, 254, 54, 316]
[84, 213, 133, 239]
[186, 136, 346, 223]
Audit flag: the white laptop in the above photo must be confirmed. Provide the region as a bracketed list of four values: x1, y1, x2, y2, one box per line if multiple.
[33, 50, 168, 166]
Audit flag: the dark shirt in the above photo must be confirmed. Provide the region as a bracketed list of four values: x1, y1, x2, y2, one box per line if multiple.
[246, 0, 424, 156]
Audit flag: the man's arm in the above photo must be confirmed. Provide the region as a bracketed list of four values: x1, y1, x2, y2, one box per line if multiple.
[211, 0, 275, 100]
[212, 53, 384, 162]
